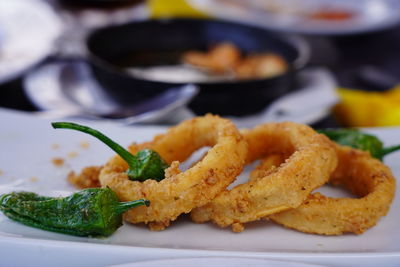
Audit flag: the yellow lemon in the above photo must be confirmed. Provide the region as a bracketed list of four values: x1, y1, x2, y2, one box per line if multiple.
[148, 0, 208, 18]
[334, 87, 400, 127]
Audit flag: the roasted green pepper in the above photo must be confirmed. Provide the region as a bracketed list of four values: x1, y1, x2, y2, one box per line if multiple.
[319, 129, 400, 160]
[0, 188, 149, 237]
[52, 122, 168, 182]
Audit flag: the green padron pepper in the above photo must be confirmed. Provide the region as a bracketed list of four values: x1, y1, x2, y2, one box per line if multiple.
[52, 122, 168, 182]
[0, 188, 149, 237]
[318, 129, 400, 160]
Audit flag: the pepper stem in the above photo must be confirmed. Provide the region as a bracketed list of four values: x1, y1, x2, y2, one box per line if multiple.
[114, 199, 150, 214]
[51, 122, 138, 169]
[381, 145, 400, 157]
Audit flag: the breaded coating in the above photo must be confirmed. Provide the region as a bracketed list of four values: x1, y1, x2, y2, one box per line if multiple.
[191, 122, 337, 232]
[99, 115, 248, 230]
[270, 145, 396, 235]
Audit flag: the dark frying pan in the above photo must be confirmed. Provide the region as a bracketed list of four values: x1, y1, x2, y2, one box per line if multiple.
[86, 18, 310, 116]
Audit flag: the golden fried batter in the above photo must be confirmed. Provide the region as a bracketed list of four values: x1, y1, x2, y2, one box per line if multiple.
[182, 42, 241, 73]
[269, 145, 396, 235]
[191, 122, 337, 232]
[99, 115, 247, 230]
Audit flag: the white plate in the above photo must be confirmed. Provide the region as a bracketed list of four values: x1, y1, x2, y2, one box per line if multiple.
[189, 0, 400, 35]
[0, 0, 62, 84]
[0, 108, 400, 267]
[110, 257, 326, 267]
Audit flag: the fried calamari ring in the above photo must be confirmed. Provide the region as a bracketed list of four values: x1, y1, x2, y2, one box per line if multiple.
[268, 145, 396, 235]
[99, 115, 247, 230]
[190, 122, 337, 232]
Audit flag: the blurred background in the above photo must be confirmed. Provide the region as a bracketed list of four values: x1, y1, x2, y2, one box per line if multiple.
[1, 0, 400, 128]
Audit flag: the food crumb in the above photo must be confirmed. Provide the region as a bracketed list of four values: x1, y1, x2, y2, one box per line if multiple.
[51, 143, 60, 150]
[164, 161, 181, 178]
[68, 166, 102, 189]
[52, 157, 65, 167]
[30, 177, 39, 182]
[80, 140, 90, 149]
[148, 220, 170, 231]
[232, 223, 245, 233]
[0, 170, 3, 176]
[67, 151, 78, 158]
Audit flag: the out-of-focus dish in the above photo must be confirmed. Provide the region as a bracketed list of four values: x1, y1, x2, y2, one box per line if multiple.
[189, 0, 400, 35]
[24, 61, 337, 127]
[0, 0, 61, 84]
[86, 18, 309, 116]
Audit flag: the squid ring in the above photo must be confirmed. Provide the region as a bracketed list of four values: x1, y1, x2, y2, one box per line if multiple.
[190, 122, 337, 232]
[99, 115, 247, 230]
[269, 145, 396, 235]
